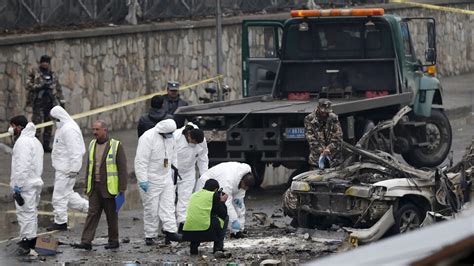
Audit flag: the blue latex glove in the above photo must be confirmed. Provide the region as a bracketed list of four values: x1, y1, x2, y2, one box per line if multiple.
[139, 181, 149, 193]
[318, 155, 330, 169]
[233, 198, 243, 209]
[13, 186, 22, 193]
[231, 220, 241, 231]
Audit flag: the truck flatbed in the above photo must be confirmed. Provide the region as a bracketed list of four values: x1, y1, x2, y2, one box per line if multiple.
[176, 92, 413, 116]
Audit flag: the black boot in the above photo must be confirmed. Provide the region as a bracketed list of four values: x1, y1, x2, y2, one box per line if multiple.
[164, 231, 182, 243]
[145, 238, 155, 246]
[104, 242, 119, 249]
[230, 231, 245, 239]
[190, 242, 199, 255]
[47, 223, 67, 231]
[72, 242, 92, 251]
[16, 238, 31, 256]
[28, 237, 37, 249]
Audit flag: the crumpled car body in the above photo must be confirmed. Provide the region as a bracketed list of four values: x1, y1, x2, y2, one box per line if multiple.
[290, 108, 470, 242]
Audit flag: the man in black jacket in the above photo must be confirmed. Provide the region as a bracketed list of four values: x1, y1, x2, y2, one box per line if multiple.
[182, 179, 228, 255]
[137, 95, 173, 137]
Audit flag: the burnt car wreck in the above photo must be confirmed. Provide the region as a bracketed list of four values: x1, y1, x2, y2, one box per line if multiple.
[288, 108, 471, 243]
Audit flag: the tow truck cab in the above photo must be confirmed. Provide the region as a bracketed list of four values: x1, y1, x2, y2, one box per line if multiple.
[176, 8, 451, 184]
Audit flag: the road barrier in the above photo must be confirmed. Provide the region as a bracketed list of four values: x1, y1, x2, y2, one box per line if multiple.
[0, 75, 223, 140]
[390, 0, 474, 15]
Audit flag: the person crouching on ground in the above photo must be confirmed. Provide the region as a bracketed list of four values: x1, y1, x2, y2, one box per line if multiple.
[182, 179, 228, 255]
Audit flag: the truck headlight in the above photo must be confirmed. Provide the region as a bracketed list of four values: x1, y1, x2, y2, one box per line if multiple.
[291, 181, 310, 192]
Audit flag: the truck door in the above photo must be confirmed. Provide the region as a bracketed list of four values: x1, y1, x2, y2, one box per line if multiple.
[242, 20, 283, 97]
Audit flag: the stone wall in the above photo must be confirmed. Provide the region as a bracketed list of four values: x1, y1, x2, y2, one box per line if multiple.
[0, 1, 472, 132]
[0, 24, 243, 132]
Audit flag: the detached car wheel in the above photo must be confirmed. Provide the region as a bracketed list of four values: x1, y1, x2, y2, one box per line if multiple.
[402, 109, 452, 168]
[393, 203, 423, 234]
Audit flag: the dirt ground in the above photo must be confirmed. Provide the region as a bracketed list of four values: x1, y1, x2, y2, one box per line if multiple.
[0, 186, 351, 264]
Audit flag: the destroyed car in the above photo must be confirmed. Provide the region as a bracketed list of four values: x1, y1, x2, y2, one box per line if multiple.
[289, 109, 470, 243]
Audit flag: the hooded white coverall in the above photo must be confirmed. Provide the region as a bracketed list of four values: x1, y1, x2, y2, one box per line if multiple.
[197, 162, 251, 232]
[10, 123, 44, 240]
[174, 123, 209, 224]
[135, 119, 179, 238]
[50, 106, 88, 224]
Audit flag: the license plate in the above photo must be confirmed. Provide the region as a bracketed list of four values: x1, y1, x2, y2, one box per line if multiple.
[204, 130, 227, 142]
[285, 127, 305, 139]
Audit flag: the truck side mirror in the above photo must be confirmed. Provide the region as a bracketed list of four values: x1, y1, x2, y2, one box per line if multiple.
[425, 20, 436, 65]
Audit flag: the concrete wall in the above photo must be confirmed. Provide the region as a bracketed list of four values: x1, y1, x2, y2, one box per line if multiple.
[0, 0, 472, 131]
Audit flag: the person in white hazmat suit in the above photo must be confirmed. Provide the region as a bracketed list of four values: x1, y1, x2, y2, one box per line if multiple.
[196, 162, 255, 239]
[8, 116, 44, 254]
[135, 119, 182, 246]
[174, 122, 209, 230]
[48, 105, 88, 231]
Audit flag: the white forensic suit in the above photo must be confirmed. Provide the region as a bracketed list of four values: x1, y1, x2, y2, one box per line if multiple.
[174, 123, 209, 225]
[135, 119, 179, 238]
[197, 162, 251, 232]
[10, 123, 44, 240]
[50, 106, 88, 224]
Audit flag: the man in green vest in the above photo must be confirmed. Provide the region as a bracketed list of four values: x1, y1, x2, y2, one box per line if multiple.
[182, 179, 228, 255]
[73, 120, 128, 250]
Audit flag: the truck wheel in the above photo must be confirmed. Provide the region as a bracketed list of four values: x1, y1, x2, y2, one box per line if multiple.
[392, 203, 423, 234]
[402, 109, 452, 168]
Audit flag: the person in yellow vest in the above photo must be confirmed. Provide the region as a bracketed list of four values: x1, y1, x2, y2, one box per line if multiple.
[182, 179, 228, 255]
[73, 120, 127, 250]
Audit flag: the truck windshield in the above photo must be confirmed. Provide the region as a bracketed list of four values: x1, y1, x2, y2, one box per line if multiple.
[283, 19, 394, 60]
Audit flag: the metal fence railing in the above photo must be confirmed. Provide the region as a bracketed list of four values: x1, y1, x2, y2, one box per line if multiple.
[0, 0, 389, 30]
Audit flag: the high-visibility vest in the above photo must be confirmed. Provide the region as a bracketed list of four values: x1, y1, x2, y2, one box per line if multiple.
[86, 138, 120, 195]
[183, 189, 224, 231]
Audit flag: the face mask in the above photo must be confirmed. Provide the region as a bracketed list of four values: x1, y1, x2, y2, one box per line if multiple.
[164, 133, 174, 139]
[7, 127, 14, 136]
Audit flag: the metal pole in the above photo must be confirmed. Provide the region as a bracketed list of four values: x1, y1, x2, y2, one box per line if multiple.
[216, 0, 223, 101]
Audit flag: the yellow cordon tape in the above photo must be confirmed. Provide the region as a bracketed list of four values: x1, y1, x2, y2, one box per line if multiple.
[0, 75, 223, 140]
[390, 0, 474, 15]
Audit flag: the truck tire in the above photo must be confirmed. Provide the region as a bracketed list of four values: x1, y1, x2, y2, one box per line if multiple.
[392, 203, 423, 234]
[402, 109, 452, 168]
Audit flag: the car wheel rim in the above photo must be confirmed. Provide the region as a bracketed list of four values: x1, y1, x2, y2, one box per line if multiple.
[399, 209, 420, 233]
[425, 123, 441, 152]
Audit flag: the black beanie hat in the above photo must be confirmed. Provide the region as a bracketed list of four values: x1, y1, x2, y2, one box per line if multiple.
[40, 55, 51, 63]
[203, 179, 220, 191]
[10, 115, 28, 128]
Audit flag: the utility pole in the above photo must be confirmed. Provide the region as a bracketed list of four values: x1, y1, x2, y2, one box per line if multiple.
[216, 0, 223, 101]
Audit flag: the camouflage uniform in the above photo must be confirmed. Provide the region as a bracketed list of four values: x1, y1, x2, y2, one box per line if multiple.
[304, 102, 343, 168]
[26, 66, 63, 149]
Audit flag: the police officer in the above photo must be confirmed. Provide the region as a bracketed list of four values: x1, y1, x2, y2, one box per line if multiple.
[304, 98, 343, 169]
[26, 55, 64, 152]
[163, 81, 188, 128]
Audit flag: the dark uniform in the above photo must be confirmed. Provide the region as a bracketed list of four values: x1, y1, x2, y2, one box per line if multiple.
[26, 55, 63, 151]
[137, 95, 173, 137]
[163, 81, 188, 128]
[304, 99, 343, 169]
